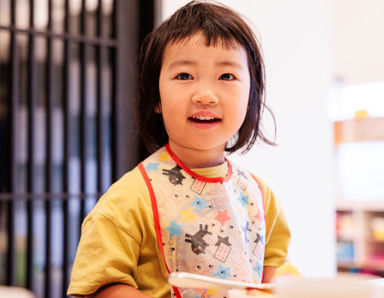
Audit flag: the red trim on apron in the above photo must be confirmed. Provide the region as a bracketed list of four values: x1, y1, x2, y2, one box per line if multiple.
[138, 163, 182, 298]
[165, 144, 232, 183]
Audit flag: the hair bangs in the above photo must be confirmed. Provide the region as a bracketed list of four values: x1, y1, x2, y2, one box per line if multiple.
[163, 1, 247, 50]
[137, 1, 275, 154]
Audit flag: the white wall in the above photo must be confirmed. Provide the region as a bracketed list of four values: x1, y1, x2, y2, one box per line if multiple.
[161, 0, 335, 278]
[332, 0, 384, 84]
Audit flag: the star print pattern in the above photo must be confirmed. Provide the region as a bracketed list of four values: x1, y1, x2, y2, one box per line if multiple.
[255, 233, 264, 245]
[142, 146, 268, 297]
[242, 221, 251, 244]
[158, 151, 171, 162]
[207, 288, 219, 296]
[215, 236, 231, 247]
[253, 261, 263, 278]
[191, 196, 208, 211]
[238, 193, 249, 206]
[254, 208, 262, 221]
[181, 208, 196, 222]
[214, 210, 231, 226]
[145, 162, 159, 172]
[166, 221, 182, 237]
[214, 264, 231, 279]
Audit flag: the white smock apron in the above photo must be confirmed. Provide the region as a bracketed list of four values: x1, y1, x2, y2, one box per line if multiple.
[138, 145, 266, 298]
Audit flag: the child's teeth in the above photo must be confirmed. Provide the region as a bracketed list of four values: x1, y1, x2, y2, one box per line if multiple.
[196, 116, 213, 120]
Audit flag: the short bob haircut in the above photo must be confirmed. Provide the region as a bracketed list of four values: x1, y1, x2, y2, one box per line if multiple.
[137, 0, 275, 154]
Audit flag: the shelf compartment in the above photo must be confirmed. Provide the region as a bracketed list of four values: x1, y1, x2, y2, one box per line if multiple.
[336, 240, 355, 263]
[334, 116, 384, 145]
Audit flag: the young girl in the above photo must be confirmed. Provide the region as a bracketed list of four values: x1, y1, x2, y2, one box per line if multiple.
[68, 1, 290, 297]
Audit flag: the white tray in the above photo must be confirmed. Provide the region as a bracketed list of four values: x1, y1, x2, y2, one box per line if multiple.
[169, 272, 273, 291]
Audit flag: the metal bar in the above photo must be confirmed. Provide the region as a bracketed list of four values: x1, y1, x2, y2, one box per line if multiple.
[44, 0, 53, 296]
[6, 0, 17, 287]
[26, 0, 36, 291]
[0, 192, 101, 201]
[111, 0, 117, 181]
[79, 0, 87, 225]
[114, 0, 142, 177]
[0, 25, 118, 47]
[96, 0, 103, 193]
[6, 201, 15, 286]
[62, 1, 70, 296]
[97, 0, 102, 38]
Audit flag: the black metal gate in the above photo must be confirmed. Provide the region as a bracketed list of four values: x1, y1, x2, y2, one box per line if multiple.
[0, 0, 153, 297]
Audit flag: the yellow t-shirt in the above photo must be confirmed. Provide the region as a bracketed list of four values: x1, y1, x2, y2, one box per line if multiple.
[67, 164, 290, 297]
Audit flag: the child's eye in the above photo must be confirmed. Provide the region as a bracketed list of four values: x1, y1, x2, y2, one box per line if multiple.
[219, 73, 235, 81]
[175, 73, 193, 80]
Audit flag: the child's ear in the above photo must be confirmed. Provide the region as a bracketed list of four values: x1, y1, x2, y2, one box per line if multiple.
[154, 103, 162, 113]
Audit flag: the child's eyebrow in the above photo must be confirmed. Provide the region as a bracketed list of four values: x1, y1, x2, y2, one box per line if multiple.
[168, 60, 244, 70]
[215, 61, 244, 70]
[168, 60, 197, 70]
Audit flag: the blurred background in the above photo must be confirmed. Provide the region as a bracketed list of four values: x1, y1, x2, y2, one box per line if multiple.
[0, 0, 383, 297]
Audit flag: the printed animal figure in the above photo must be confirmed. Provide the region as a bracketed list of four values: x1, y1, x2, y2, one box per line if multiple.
[237, 169, 247, 179]
[162, 165, 186, 185]
[185, 224, 212, 255]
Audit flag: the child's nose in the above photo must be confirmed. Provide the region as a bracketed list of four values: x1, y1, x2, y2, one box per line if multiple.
[191, 91, 219, 105]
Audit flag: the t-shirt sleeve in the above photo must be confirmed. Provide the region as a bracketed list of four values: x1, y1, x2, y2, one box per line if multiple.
[259, 180, 291, 267]
[67, 169, 156, 297]
[67, 212, 141, 296]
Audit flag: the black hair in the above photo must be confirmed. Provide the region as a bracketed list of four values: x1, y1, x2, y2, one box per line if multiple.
[137, 0, 275, 154]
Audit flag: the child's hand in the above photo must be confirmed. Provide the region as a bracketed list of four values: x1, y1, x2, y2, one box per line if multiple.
[246, 288, 274, 296]
[262, 266, 277, 283]
[88, 284, 153, 298]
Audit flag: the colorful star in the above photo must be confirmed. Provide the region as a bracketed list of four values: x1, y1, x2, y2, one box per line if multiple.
[158, 151, 171, 162]
[166, 221, 182, 237]
[145, 162, 159, 172]
[214, 209, 231, 226]
[238, 193, 249, 206]
[215, 235, 232, 247]
[242, 222, 250, 243]
[254, 233, 264, 245]
[207, 288, 219, 296]
[254, 209, 261, 221]
[214, 264, 231, 279]
[192, 196, 208, 212]
[181, 208, 196, 223]
[253, 261, 263, 277]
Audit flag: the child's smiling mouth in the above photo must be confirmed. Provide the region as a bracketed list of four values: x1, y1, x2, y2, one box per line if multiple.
[187, 112, 222, 129]
[188, 116, 221, 123]
[188, 112, 222, 124]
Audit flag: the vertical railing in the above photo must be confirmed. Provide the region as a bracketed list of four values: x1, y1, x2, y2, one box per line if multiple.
[96, 0, 104, 198]
[44, 1, 53, 297]
[26, 0, 36, 291]
[62, 1, 71, 295]
[0, 0, 148, 296]
[79, 0, 88, 227]
[7, 0, 18, 287]
[111, 0, 117, 182]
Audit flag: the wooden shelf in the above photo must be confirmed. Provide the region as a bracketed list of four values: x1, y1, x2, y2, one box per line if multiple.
[337, 261, 357, 269]
[337, 237, 354, 242]
[338, 261, 384, 273]
[334, 116, 384, 277]
[335, 199, 384, 211]
[362, 260, 384, 271]
[334, 116, 384, 145]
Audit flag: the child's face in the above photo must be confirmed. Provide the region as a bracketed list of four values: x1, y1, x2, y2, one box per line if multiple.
[158, 32, 250, 166]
